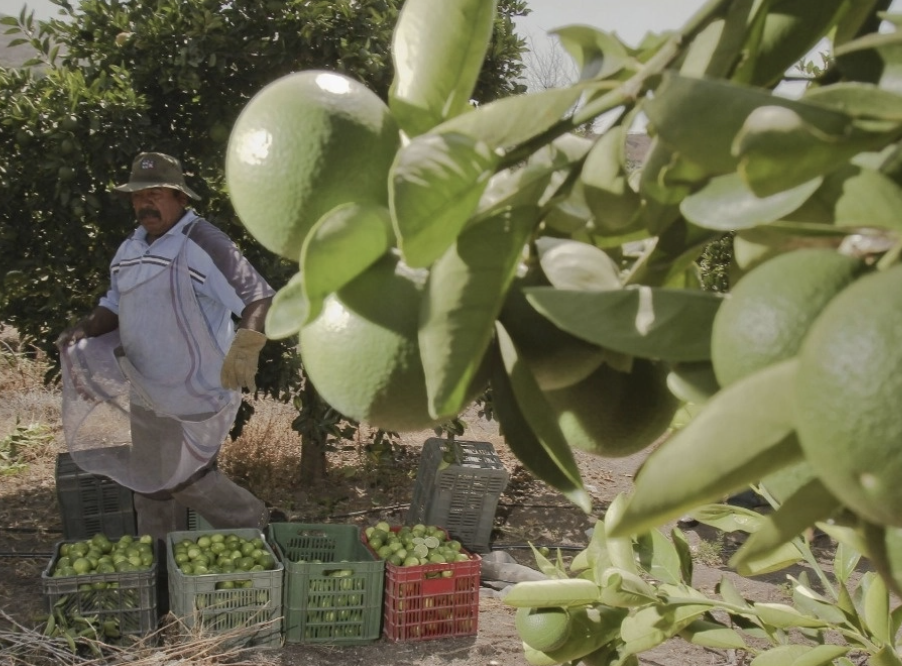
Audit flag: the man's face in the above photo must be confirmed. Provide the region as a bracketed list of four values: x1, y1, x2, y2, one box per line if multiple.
[131, 188, 187, 239]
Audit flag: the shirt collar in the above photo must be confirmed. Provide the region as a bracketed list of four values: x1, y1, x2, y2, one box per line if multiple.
[134, 209, 198, 242]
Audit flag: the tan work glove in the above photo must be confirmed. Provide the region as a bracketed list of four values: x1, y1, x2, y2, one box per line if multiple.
[221, 329, 267, 392]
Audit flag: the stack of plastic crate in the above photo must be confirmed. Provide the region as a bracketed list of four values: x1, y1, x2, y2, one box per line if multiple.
[407, 438, 509, 552]
[55, 450, 136, 539]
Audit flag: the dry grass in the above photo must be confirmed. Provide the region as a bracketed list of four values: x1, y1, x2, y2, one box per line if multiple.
[0, 609, 280, 666]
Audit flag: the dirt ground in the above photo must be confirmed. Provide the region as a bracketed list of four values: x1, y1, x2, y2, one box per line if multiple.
[0, 399, 829, 666]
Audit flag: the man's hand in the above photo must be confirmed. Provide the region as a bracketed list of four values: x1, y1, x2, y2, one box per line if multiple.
[221, 328, 267, 392]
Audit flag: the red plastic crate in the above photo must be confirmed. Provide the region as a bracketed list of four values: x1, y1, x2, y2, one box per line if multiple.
[369, 526, 480, 642]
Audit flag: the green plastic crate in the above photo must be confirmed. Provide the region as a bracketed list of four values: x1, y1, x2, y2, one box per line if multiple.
[267, 523, 384, 644]
[166, 528, 283, 648]
[42, 538, 159, 640]
[408, 439, 509, 552]
[55, 451, 136, 540]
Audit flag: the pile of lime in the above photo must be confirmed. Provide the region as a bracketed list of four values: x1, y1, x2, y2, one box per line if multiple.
[363, 521, 469, 568]
[51, 533, 155, 578]
[172, 532, 277, 589]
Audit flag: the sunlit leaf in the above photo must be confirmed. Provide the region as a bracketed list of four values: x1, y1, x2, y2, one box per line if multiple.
[635, 528, 683, 585]
[735, 105, 898, 197]
[300, 203, 393, 324]
[680, 172, 822, 231]
[435, 85, 592, 151]
[679, 619, 747, 649]
[490, 330, 591, 513]
[390, 131, 498, 268]
[265, 273, 308, 340]
[610, 360, 802, 537]
[389, 0, 498, 135]
[535, 237, 622, 291]
[554, 25, 631, 81]
[420, 207, 537, 418]
[525, 285, 723, 362]
[731, 479, 840, 571]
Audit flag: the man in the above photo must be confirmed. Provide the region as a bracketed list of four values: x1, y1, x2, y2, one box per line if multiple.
[57, 151, 276, 542]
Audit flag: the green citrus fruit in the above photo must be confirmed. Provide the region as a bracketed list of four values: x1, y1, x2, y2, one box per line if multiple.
[226, 70, 399, 261]
[300, 254, 485, 431]
[515, 606, 571, 652]
[795, 264, 902, 527]
[545, 358, 679, 458]
[499, 267, 606, 391]
[711, 248, 865, 387]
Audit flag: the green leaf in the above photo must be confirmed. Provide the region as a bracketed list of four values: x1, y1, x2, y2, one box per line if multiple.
[490, 329, 591, 513]
[716, 577, 751, 610]
[553, 25, 631, 81]
[679, 619, 747, 649]
[735, 541, 806, 577]
[634, 528, 683, 585]
[832, 166, 902, 232]
[603, 494, 639, 576]
[599, 568, 658, 608]
[644, 72, 852, 177]
[671, 527, 693, 586]
[680, 172, 822, 231]
[435, 85, 590, 151]
[621, 602, 711, 656]
[790, 579, 849, 625]
[300, 203, 394, 324]
[870, 643, 902, 666]
[535, 238, 622, 291]
[265, 273, 308, 340]
[749, 644, 849, 666]
[581, 125, 643, 236]
[803, 83, 902, 122]
[420, 207, 536, 419]
[690, 504, 767, 533]
[389, 0, 498, 136]
[836, 31, 902, 95]
[833, 540, 862, 585]
[502, 578, 600, 608]
[733, 0, 846, 88]
[525, 286, 723, 362]
[731, 479, 841, 571]
[863, 572, 891, 644]
[610, 360, 803, 537]
[735, 105, 899, 197]
[752, 602, 829, 629]
[390, 131, 498, 268]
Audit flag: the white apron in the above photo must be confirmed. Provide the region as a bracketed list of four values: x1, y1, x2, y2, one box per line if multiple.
[60, 223, 241, 493]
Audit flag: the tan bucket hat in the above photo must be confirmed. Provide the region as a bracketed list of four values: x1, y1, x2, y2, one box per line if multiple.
[113, 152, 201, 200]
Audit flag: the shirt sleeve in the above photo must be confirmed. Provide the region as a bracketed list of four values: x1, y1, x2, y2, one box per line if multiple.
[187, 219, 275, 318]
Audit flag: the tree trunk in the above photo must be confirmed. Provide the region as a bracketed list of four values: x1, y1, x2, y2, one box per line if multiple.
[299, 432, 328, 480]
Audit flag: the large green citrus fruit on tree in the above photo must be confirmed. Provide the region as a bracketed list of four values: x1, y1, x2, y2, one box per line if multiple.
[515, 606, 571, 652]
[544, 358, 679, 458]
[795, 264, 902, 527]
[498, 268, 607, 391]
[710, 248, 865, 387]
[226, 70, 400, 261]
[299, 254, 486, 432]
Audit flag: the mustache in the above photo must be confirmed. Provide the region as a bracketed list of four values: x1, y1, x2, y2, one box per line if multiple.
[137, 208, 161, 221]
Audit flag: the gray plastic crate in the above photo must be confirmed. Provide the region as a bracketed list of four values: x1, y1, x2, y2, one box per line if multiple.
[55, 451, 136, 540]
[167, 528, 283, 648]
[407, 439, 509, 552]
